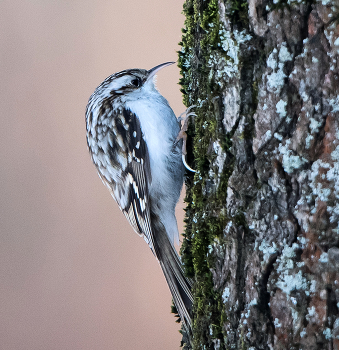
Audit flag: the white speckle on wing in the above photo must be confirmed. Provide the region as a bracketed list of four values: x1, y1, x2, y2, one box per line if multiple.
[140, 198, 146, 212]
[116, 151, 127, 169]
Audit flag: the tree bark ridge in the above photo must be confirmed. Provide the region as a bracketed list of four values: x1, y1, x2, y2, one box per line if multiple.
[178, 0, 339, 349]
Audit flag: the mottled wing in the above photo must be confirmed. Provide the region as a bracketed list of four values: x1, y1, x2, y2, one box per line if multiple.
[122, 111, 154, 249]
[89, 105, 154, 252]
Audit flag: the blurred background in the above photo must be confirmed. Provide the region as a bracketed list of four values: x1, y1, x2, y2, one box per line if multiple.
[0, 1, 186, 349]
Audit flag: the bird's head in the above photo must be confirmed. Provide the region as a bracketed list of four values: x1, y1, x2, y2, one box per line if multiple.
[92, 61, 175, 100]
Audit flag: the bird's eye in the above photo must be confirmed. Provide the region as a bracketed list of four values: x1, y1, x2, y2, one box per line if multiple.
[131, 78, 140, 87]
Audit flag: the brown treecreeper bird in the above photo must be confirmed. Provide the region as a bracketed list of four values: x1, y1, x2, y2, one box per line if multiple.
[85, 62, 193, 336]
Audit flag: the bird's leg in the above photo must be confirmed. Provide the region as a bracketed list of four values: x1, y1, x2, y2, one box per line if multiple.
[176, 106, 196, 173]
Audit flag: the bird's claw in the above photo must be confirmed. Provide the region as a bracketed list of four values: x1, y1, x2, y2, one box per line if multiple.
[177, 106, 196, 173]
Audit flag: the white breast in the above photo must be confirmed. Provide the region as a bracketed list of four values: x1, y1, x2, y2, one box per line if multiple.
[125, 91, 180, 189]
[125, 89, 183, 244]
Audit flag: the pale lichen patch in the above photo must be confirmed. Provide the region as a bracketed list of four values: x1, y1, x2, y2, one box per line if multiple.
[276, 270, 308, 295]
[267, 43, 293, 94]
[276, 99, 287, 118]
[278, 142, 308, 174]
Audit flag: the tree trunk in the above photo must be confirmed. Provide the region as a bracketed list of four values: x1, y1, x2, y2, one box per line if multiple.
[177, 0, 339, 349]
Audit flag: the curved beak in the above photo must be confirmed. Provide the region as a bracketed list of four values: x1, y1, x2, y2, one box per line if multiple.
[147, 61, 175, 81]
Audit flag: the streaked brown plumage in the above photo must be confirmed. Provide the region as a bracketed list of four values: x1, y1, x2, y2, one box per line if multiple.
[85, 62, 193, 338]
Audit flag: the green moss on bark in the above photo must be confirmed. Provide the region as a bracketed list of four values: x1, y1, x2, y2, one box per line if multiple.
[177, 0, 252, 348]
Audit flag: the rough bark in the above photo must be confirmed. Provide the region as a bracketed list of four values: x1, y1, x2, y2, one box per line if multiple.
[177, 0, 339, 349]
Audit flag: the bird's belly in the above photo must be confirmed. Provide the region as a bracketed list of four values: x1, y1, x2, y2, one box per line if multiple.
[126, 98, 183, 202]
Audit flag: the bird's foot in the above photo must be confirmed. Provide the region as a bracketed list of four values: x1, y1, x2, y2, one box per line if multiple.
[176, 106, 196, 173]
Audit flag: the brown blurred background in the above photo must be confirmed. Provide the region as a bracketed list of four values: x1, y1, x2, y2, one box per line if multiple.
[0, 1, 186, 349]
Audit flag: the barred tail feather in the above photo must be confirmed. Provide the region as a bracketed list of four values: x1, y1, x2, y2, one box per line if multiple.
[151, 215, 193, 336]
[158, 242, 192, 327]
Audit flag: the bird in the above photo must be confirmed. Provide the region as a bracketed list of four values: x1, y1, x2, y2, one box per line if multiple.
[85, 62, 193, 336]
